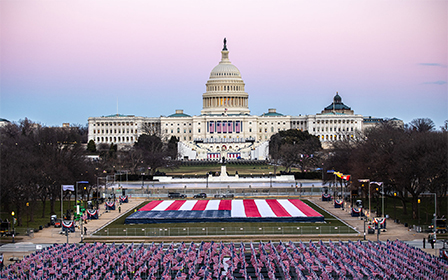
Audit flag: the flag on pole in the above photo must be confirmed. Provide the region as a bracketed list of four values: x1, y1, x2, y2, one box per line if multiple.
[62, 185, 75, 191]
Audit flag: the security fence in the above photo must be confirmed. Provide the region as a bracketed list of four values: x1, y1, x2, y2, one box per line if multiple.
[94, 224, 357, 237]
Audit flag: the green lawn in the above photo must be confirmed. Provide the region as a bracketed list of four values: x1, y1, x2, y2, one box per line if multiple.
[158, 164, 300, 176]
[0, 200, 91, 237]
[356, 196, 448, 231]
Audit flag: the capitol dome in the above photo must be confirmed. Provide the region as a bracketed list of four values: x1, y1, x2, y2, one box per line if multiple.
[209, 61, 242, 79]
[201, 39, 250, 116]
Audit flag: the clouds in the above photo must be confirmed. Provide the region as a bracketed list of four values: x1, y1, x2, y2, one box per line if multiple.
[423, 81, 447, 85]
[419, 63, 446, 67]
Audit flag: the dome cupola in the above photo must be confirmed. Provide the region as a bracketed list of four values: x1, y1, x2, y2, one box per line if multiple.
[201, 38, 250, 116]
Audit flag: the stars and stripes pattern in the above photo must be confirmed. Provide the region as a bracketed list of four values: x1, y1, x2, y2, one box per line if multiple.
[125, 199, 324, 224]
[2, 240, 447, 279]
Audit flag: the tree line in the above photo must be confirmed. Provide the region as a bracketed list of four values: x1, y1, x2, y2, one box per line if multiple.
[0, 119, 178, 226]
[325, 118, 447, 219]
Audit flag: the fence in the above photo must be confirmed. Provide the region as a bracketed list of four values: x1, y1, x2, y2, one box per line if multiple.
[117, 186, 323, 199]
[94, 225, 357, 237]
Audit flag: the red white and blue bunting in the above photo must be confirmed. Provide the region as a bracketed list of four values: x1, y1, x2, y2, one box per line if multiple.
[86, 209, 99, 219]
[105, 201, 115, 210]
[207, 153, 220, 159]
[119, 195, 128, 203]
[62, 220, 75, 232]
[373, 217, 387, 229]
[351, 207, 362, 217]
[334, 199, 343, 208]
[322, 193, 332, 201]
[441, 250, 448, 261]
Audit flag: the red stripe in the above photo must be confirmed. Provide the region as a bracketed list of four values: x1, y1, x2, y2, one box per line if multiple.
[243, 200, 261, 217]
[218, 200, 232, 210]
[288, 199, 322, 217]
[165, 200, 186, 211]
[139, 200, 163, 211]
[192, 200, 209, 211]
[266, 199, 291, 217]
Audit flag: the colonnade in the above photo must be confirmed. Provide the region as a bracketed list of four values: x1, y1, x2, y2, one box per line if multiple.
[203, 96, 248, 108]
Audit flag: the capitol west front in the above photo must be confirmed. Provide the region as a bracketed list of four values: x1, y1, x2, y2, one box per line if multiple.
[88, 40, 397, 160]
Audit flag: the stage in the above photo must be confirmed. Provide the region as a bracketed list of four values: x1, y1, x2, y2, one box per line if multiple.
[124, 199, 324, 224]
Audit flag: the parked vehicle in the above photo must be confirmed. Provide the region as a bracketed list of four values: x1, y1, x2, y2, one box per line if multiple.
[430, 218, 447, 233]
[54, 219, 62, 228]
[168, 192, 187, 199]
[193, 193, 207, 198]
[0, 221, 11, 236]
[214, 194, 234, 198]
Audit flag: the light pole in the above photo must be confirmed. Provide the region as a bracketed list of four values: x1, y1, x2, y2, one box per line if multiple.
[269, 172, 272, 188]
[427, 192, 437, 246]
[205, 173, 209, 188]
[418, 198, 421, 225]
[76, 181, 88, 243]
[394, 192, 397, 221]
[11, 211, 15, 243]
[363, 215, 366, 240]
[358, 179, 370, 217]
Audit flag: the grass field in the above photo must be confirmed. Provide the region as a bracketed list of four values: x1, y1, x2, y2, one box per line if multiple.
[94, 199, 357, 237]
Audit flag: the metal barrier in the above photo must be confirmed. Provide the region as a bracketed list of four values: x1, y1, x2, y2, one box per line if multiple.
[118, 187, 322, 199]
[94, 225, 356, 237]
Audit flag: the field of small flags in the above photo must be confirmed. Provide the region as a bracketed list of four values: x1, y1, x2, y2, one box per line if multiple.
[1, 240, 447, 279]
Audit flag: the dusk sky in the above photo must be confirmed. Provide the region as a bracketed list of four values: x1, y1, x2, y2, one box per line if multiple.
[1, 1, 447, 128]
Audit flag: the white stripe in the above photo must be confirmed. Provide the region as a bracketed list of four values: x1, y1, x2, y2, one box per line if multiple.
[231, 200, 246, 217]
[254, 200, 276, 217]
[277, 199, 305, 217]
[205, 200, 220, 211]
[179, 200, 197, 211]
[152, 200, 174, 211]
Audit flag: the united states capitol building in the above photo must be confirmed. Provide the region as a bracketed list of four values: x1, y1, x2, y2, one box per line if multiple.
[88, 40, 402, 160]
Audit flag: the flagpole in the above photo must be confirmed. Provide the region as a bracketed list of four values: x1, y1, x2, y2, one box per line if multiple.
[61, 185, 63, 221]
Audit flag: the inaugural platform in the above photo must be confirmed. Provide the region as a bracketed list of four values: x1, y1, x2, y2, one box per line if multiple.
[124, 199, 324, 224]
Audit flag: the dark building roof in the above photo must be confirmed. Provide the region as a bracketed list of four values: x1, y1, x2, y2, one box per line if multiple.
[324, 93, 351, 111]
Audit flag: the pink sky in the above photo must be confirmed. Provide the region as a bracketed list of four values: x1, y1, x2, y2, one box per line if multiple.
[1, 0, 447, 127]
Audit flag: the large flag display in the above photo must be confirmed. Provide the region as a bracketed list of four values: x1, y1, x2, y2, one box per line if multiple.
[125, 199, 323, 224]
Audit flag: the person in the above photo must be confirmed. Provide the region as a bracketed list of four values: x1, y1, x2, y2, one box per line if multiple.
[423, 237, 426, 249]
[84, 226, 87, 236]
[119, 206, 121, 213]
